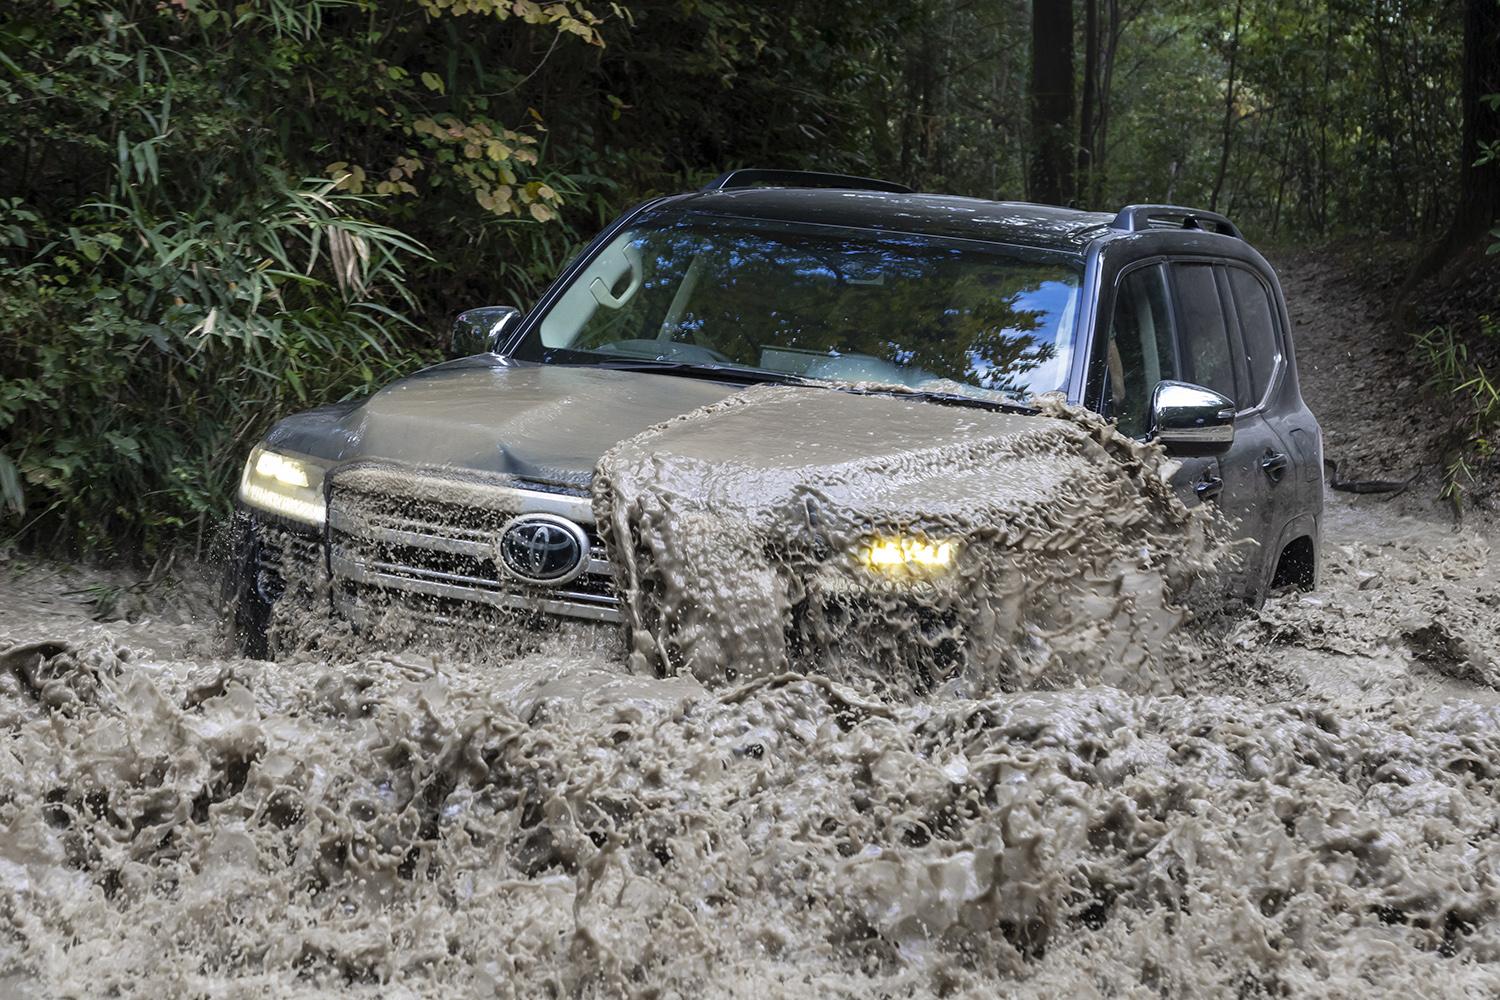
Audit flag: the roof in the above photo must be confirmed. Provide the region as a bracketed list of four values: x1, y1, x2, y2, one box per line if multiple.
[657, 187, 1117, 252]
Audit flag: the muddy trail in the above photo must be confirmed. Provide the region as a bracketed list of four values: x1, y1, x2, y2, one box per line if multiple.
[4, 254, 1500, 998]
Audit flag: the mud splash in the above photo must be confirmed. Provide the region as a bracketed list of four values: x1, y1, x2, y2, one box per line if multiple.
[5, 618, 1500, 997]
[4, 391, 1500, 996]
[595, 387, 1225, 694]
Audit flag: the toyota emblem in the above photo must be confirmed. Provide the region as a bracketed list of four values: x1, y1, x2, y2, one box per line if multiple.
[497, 514, 590, 585]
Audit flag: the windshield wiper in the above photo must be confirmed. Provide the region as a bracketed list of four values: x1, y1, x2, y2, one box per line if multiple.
[550, 359, 1036, 413]
[561, 359, 813, 386]
[824, 384, 1038, 415]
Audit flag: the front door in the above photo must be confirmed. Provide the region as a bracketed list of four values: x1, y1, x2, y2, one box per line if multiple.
[1097, 261, 1226, 514]
[1168, 261, 1285, 599]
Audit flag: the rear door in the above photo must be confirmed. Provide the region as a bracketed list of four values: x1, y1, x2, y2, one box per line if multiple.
[1220, 264, 1298, 593]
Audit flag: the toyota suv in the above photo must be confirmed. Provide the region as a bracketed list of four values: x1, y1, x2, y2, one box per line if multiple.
[227, 169, 1323, 659]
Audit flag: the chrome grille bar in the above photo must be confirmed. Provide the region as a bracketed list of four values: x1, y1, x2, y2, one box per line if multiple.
[326, 471, 621, 625]
[331, 554, 622, 624]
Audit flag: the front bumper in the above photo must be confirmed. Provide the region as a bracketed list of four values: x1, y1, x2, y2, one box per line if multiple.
[231, 469, 625, 631]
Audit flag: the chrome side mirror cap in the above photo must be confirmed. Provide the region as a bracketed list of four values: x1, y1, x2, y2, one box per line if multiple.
[449, 305, 522, 358]
[1149, 380, 1235, 455]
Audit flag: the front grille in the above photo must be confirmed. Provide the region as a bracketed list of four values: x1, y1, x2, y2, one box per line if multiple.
[326, 467, 622, 625]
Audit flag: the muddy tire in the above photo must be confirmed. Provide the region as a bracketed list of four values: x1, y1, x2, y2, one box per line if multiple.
[231, 586, 272, 659]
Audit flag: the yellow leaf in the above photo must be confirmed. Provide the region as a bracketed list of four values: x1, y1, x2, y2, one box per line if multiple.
[536, 184, 557, 200]
[420, 71, 446, 95]
[530, 203, 556, 222]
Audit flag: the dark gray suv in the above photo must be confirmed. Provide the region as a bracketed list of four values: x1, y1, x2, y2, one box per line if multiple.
[229, 169, 1323, 655]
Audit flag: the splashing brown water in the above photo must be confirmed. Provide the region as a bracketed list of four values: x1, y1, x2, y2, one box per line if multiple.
[4, 392, 1500, 998]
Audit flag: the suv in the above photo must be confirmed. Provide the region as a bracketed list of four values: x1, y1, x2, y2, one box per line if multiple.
[228, 169, 1322, 657]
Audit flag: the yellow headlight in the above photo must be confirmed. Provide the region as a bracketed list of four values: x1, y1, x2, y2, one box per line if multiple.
[857, 535, 958, 576]
[239, 446, 327, 526]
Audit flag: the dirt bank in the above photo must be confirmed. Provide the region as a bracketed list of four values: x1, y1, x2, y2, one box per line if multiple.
[3, 254, 1500, 998]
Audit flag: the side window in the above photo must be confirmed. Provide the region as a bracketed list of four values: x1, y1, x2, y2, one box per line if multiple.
[1170, 262, 1236, 404]
[1103, 264, 1177, 438]
[1227, 267, 1281, 403]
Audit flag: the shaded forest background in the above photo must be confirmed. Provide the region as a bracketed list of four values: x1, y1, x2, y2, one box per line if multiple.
[1, 0, 1497, 555]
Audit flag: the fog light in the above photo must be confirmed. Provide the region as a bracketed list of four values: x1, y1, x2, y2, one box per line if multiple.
[857, 535, 958, 576]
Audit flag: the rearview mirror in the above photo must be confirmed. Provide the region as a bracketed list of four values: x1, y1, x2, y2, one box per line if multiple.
[1149, 380, 1235, 455]
[449, 306, 522, 358]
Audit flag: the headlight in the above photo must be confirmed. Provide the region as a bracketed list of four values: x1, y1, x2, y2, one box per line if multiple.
[238, 446, 329, 526]
[856, 534, 959, 578]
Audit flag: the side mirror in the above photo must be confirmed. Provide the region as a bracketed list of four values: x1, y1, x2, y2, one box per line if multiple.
[449, 306, 522, 358]
[1149, 380, 1235, 455]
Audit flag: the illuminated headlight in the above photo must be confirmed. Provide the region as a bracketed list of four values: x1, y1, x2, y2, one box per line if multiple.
[856, 534, 959, 577]
[238, 446, 329, 526]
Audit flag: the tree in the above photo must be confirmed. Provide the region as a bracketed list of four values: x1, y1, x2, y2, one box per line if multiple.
[1209, 0, 1244, 212]
[1029, 0, 1075, 204]
[1078, 0, 1100, 203]
[1403, 0, 1500, 293]
[1442, 0, 1500, 254]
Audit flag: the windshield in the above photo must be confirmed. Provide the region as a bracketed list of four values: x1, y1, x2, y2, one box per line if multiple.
[514, 213, 1084, 400]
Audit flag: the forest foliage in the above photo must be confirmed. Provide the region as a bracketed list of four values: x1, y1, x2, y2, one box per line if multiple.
[0, 0, 1493, 555]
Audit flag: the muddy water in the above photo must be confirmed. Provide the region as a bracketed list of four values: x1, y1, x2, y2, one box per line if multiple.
[4, 398, 1500, 997]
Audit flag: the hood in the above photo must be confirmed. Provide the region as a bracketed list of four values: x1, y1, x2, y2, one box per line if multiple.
[264, 361, 742, 488]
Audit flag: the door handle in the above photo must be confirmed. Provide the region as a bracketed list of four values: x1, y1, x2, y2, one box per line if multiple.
[1195, 474, 1224, 501]
[1261, 451, 1289, 482]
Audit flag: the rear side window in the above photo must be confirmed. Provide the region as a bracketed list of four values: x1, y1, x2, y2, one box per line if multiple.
[1103, 264, 1177, 438]
[1170, 262, 1235, 404]
[1227, 267, 1281, 403]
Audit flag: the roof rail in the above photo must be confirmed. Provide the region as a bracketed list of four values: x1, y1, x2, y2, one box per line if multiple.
[1111, 204, 1242, 239]
[703, 169, 913, 195]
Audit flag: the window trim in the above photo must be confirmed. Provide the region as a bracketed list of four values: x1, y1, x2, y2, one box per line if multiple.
[1219, 262, 1287, 416]
[1086, 257, 1178, 433]
[1087, 250, 1289, 429]
[1165, 259, 1243, 407]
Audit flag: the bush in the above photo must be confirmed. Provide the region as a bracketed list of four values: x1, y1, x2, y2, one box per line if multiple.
[0, 0, 602, 558]
[1415, 315, 1500, 511]
[0, 180, 430, 555]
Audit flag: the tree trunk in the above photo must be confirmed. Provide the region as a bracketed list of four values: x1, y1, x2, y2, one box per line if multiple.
[1028, 0, 1074, 205]
[1404, 0, 1500, 292]
[1447, 0, 1500, 246]
[1209, 0, 1243, 213]
[1094, 0, 1123, 194]
[1077, 0, 1099, 205]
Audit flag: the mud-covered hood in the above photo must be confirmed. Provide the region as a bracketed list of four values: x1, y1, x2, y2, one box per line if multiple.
[263, 360, 1059, 494]
[264, 361, 744, 488]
